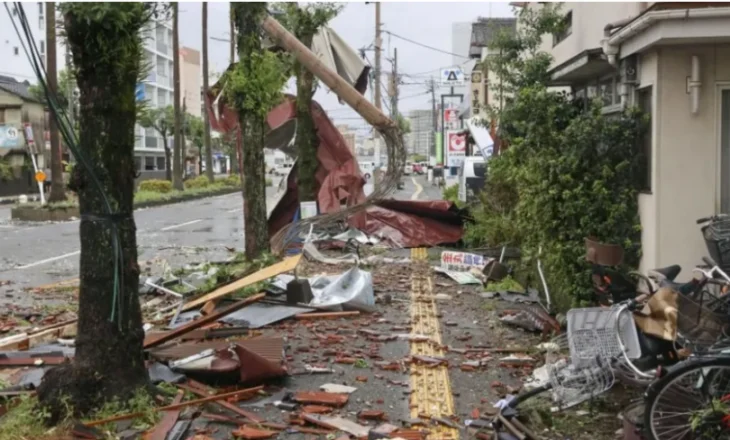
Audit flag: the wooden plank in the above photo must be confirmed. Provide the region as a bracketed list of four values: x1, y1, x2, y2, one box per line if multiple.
[84, 386, 263, 427]
[177, 383, 265, 423]
[0, 321, 77, 351]
[144, 294, 265, 349]
[295, 311, 360, 320]
[181, 255, 301, 312]
[144, 391, 184, 440]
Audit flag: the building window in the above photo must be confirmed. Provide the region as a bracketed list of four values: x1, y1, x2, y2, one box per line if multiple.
[145, 156, 155, 170]
[553, 11, 572, 47]
[637, 86, 652, 192]
[134, 155, 142, 171]
[38, 2, 43, 14]
[39, 40, 45, 55]
[0, 109, 4, 123]
[13, 47, 19, 56]
[156, 156, 166, 171]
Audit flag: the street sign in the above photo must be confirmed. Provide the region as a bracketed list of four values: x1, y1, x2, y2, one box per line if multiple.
[440, 67, 465, 86]
[0, 125, 21, 148]
[444, 109, 459, 124]
[23, 123, 34, 145]
[446, 130, 467, 168]
[35, 170, 46, 182]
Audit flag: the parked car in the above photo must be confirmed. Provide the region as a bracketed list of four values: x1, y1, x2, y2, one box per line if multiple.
[458, 156, 487, 203]
[412, 163, 423, 175]
[273, 163, 294, 176]
[403, 162, 414, 175]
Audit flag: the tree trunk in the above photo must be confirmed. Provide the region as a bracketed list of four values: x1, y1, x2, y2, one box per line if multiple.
[46, 2, 66, 203]
[202, 2, 214, 182]
[172, 3, 183, 190]
[294, 32, 318, 203]
[164, 137, 172, 182]
[37, 3, 148, 421]
[233, 3, 270, 259]
[241, 117, 269, 259]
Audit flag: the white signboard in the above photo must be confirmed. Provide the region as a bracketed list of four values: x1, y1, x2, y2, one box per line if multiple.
[440, 251, 489, 272]
[440, 67, 465, 86]
[445, 130, 467, 168]
[466, 117, 495, 160]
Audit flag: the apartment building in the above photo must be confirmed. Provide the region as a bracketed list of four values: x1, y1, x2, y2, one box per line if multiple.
[407, 109, 433, 157]
[336, 124, 357, 156]
[520, 2, 730, 279]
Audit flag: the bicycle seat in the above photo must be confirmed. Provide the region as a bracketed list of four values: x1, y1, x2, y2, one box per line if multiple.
[649, 265, 682, 282]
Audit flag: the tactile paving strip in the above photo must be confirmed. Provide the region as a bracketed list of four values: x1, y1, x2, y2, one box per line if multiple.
[408, 247, 459, 440]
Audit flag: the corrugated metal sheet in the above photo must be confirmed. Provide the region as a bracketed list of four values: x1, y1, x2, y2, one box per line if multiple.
[148, 337, 284, 364]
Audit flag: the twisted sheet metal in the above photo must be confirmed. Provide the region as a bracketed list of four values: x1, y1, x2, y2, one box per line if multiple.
[270, 124, 407, 253]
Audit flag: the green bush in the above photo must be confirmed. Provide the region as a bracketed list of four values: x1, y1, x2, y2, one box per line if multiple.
[463, 4, 647, 311]
[442, 184, 458, 204]
[184, 175, 210, 189]
[265, 178, 273, 187]
[138, 179, 172, 193]
[221, 174, 241, 187]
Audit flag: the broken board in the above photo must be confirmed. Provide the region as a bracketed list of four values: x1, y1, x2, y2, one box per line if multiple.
[181, 255, 302, 312]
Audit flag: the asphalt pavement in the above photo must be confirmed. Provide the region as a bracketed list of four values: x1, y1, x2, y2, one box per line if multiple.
[0, 174, 439, 305]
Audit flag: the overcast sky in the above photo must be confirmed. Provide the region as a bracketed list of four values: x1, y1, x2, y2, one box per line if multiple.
[180, 2, 515, 136]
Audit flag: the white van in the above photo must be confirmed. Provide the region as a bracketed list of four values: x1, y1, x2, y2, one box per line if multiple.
[458, 156, 487, 203]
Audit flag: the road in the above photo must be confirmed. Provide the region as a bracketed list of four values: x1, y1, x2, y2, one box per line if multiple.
[0, 174, 440, 304]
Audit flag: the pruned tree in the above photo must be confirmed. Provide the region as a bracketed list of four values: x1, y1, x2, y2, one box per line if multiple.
[276, 2, 341, 202]
[138, 105, 175, 181]
[202, 2, 214, 182]
[228, 2, 287, 259]
[185, 113, 205, 175]
[36, 2, 156, 420]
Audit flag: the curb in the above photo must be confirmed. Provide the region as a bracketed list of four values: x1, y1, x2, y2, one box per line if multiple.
[8, 187, 244, 221]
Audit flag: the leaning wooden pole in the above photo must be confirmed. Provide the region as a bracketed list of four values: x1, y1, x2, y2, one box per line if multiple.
[260, 16, 393, 130]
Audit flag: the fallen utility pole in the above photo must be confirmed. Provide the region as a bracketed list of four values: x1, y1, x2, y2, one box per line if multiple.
[260, 15, 392, 130]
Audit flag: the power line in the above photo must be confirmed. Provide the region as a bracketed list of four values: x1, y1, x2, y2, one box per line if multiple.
[382, 30, 470, 60]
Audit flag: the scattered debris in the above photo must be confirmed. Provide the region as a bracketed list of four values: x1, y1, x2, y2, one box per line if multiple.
[319, 383, 357, 394]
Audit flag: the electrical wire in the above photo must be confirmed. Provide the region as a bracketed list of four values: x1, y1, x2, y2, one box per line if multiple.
[382, 30, 470, 59]
[7, 2, 126, 328]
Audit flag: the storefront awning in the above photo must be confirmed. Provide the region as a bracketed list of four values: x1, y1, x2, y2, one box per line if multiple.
[465, 117, 494, 159]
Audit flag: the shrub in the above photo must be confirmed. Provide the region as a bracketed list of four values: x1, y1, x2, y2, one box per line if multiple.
[265, 178, 273, 187]
[221, 174, 241, 187]
[138, 179, 172, 193]
[442, 184, 459, 204]
[184, 175, 210, 190]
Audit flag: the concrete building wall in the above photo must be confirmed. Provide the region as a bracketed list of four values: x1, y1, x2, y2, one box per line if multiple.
[180, 47, 201, 118]
[636, 45, 730, 278]
[524, 2, 646, 68]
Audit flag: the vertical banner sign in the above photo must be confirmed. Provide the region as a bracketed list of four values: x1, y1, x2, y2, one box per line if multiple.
[446, 130, 467, 168]
[435, 133, 443, 166]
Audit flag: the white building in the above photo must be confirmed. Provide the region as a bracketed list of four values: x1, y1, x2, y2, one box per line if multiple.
[0, 3, 64, 84]
[407, 109, 433, 157]
[134, 20, 175, 176]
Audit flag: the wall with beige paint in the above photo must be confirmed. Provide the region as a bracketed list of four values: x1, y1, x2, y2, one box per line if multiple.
[641, 45, 730, 278]
[524, 2, 646, 68]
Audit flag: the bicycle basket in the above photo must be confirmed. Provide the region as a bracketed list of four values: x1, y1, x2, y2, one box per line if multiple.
[547, 350, 615, 410]
[567, 306, 641, 365]
[702, 219, 730, 269]
[676, 290, 730, 353]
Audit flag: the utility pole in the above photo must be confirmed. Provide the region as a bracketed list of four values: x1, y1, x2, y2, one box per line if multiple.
[229, 6, 235, 65]
[429, 77, 437, 159]
[391, 47, 398, 118]
[47, 1, 65, 202]
[373, 2, 382, 111]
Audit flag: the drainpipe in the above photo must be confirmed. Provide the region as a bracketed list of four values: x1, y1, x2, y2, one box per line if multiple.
[602, 17, 635, 66]
[690, 55, 701, 115]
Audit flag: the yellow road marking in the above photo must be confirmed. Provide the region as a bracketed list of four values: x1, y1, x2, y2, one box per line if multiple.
[409, 247, 459, 440]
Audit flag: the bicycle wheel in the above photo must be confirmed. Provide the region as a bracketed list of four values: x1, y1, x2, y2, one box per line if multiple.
[644, 356, 730, 440]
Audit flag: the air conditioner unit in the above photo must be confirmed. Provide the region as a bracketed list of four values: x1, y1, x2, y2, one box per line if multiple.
[620, 55, 638, 84]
